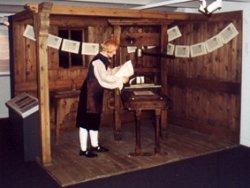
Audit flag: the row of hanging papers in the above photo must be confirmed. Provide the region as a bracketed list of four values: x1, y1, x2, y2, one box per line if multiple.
[23, 23, 238, 58]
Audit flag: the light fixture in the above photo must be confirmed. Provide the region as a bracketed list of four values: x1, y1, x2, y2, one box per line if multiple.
[207, 0, 222, 13]
[199, 0, 222, 15]
[199, 0, 207, 14]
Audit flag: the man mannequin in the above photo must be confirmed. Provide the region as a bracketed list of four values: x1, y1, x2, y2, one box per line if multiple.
[76, 39, 129, 158]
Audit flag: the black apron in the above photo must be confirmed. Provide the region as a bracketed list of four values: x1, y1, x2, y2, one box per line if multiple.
[76, 54, 109, 130]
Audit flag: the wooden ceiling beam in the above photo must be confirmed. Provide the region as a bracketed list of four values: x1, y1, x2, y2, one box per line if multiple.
[24, 3, 207, 21]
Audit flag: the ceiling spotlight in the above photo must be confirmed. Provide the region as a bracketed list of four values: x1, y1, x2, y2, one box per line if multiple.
[199, 0, 222, 15]
[207, 0, 222, 14]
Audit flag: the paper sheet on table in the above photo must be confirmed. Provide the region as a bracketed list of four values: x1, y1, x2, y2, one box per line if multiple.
[133, 90, 155, 96]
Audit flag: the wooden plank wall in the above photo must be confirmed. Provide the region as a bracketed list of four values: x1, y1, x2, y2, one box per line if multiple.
[164, 11, 242, 142]
[12, 16, 114, 94]
[12, 20, 37, 96]
[12, 16, 115, 125]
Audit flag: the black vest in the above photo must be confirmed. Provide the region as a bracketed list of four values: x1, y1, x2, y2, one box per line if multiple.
[86, 53, 109, 113]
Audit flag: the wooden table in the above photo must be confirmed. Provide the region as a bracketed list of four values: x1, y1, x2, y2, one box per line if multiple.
[51, 90, 80, 144]
[120, 89, 169, 156]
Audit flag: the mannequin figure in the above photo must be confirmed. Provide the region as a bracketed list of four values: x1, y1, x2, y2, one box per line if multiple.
[76, 39, 129, 158]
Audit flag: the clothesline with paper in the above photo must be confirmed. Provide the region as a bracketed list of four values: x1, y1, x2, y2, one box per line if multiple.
[22, 24, 100, 55]
[22, 24, 181, 55]
[23, 23, 238, 58]
[167, 23, 239, 58]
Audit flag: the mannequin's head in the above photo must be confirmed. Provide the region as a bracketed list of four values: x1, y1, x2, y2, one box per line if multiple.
[101, 39, 119, 58]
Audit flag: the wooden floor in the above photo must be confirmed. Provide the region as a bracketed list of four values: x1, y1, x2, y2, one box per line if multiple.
[45, 121, 237, 187]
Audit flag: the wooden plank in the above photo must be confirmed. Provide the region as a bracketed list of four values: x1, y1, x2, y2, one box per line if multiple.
[13, 24, 26, 85]
[26, 3, 207, 20]
[108, 19, 170, 26]
[50, 16, 109, 27]
[168, 113, 240, 142]
[121, 32, 160, 46]
[25, 37, 37, 81]
[14, 78, 86, 93]
[113, 25, 122, 140]
[48, 26, 59, 70]
[160, 24, 168, 94]
[34, 2, 53, 166]
[168, 76, 241, 95]
[11, 10, 34, 22]
[45, 122, 236, 186]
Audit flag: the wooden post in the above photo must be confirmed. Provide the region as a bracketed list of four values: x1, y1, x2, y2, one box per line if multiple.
[33, 2, 53, 166]
[160, 24, 168, 95]
[113, 25, 122, 140]
[160, 24, 168, 138]
[135, 110, 142, 155]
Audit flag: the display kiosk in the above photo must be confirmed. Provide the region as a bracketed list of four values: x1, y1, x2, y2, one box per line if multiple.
[6, 93, 40, 162]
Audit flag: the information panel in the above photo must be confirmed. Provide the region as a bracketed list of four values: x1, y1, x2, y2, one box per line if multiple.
[6, 93, 39, 118]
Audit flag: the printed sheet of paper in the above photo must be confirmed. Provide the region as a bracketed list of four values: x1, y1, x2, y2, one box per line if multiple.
[127, 46, 137, 53]
[133, 90, 155, 96]
[168, 26, 182, 42]
[23, 24, 36, 41]
[114, 60, 134, 77]
[205, 34, 223, 53]
[219, 23, 239, 44]
[48, 34, 62, 49]
[167, 43, 175, 55]
[175, 45, 190, 58]
[61, 39, 80, 54]
[125, 83, 161, 89]
[190, 42, 207, 57]
[81, 42, 99, 55]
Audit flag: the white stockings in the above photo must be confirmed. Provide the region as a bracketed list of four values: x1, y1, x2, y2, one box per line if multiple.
[79, 127, 98, 151]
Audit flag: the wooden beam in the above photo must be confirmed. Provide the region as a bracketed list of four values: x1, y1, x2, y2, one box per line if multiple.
[25, 3, 207, 21]
[33, 2, 53, 166]
[113, 25, 122, 140]
[168, 113, 240, 142]
[108, 19, 170, 26]
[11, 10, 34, 22]
[168, 76, 241, 95]
[160, 24, 168, 95]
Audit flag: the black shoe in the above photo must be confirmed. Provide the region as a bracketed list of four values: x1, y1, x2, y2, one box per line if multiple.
[91, 146, 109, 152]
[79, 150, 98, 158]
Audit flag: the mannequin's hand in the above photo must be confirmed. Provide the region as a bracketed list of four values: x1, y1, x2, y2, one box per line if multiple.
[122, 76, 129, 84]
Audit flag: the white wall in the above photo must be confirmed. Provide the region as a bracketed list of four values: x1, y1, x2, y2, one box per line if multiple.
[0, 75, 10, 118]
[177, 2, 250, 147]
[0, 13, 11, 118]
[222, 2, 250, 147]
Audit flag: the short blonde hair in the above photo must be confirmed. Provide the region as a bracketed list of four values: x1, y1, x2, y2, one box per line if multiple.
[101, 39, 119, 53]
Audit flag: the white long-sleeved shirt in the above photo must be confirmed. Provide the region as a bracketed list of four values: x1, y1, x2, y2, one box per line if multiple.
[92, 59, 124, 90]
